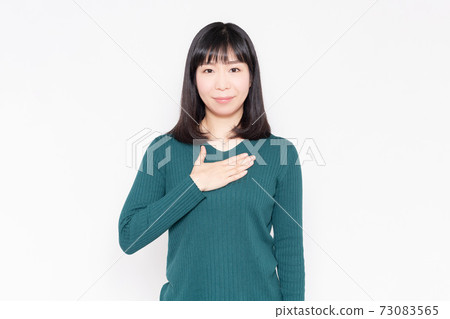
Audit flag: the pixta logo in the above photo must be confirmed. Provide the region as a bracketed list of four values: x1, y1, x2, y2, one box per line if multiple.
[126, 128, 171, 176]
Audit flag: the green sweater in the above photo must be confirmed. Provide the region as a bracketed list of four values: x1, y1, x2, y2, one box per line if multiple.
[118, 133, 305, 301]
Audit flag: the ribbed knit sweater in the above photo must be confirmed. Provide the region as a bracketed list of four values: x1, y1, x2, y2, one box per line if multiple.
[118, 133, 305, 301]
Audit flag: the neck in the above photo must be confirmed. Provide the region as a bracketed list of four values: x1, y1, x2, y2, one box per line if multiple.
[200, 108, 243, 142]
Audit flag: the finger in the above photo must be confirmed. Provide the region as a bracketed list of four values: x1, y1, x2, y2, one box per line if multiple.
[227, 169, 248, 182]
[200, 145, 207, 162]
[194, 145, 207, 165]
[230, 152, 249, 161]
[239, 155, 255, 166]
[229, 159, 253, 176]
[224, 155, 254, 170]
[224, 152, 249, 166]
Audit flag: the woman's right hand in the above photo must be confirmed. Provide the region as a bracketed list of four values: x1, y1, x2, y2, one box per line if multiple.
[189, 145, 256, 192]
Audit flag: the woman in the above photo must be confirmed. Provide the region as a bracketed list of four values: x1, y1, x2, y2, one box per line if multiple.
[118, 22, 305, 301]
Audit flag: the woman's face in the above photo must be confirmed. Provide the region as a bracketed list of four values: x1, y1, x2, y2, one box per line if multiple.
[195, 52, 251, 117]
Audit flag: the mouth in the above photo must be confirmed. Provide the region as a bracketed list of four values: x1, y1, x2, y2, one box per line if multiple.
[213, 96, 234, 104]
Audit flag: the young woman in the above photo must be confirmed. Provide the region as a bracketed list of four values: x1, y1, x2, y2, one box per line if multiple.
[118, 22, 305, 301]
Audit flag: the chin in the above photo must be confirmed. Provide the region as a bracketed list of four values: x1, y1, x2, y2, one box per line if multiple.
[211, 106, 239, 116]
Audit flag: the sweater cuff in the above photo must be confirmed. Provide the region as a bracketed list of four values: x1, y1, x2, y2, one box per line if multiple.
[184, 174, 205, 201]
[167, 174, 206, 211]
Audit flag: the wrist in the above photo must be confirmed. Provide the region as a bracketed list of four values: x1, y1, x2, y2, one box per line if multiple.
[190, 174, 203, 191]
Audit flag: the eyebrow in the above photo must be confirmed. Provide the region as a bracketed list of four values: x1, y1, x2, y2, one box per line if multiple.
[203, 60, 243, 65]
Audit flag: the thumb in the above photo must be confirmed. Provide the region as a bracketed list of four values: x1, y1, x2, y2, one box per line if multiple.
[194, 145, 207, 165]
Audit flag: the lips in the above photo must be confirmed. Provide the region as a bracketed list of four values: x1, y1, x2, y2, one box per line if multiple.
[213, 96, 234, 100]
[213, 96, 234, 104]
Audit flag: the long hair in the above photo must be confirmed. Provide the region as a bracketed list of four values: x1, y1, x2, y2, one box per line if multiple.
[166, 22, 271, 144]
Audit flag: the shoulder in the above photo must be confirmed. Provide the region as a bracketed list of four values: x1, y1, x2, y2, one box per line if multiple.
[267, 133, 299, 159]
[150, 132, 172, 146]
[147, 133, 173, 150]
[137, 133, 175, 175]
[268, 133, 295, 146]
[267, 134, 301, 184]
[140, 133, 174, 163]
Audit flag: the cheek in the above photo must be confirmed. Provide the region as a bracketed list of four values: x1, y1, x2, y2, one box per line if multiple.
[234, 76, 251, 93]
[196, 75, 213, 95]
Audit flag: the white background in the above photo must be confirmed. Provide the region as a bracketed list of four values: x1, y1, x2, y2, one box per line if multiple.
[0, 0, 449, 301]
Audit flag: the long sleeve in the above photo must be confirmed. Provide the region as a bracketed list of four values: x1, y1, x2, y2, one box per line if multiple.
[272, 142, 305, 300]
[118, 135, 206, 255]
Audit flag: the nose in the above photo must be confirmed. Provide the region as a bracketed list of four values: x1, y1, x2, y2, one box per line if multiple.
[215, 69, 230, 90]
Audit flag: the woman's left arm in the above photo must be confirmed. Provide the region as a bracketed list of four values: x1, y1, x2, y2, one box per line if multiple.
[272, 141, 305, 301]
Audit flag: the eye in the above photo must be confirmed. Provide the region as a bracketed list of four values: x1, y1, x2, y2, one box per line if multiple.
[201, 67, 240, 73]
